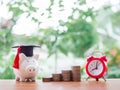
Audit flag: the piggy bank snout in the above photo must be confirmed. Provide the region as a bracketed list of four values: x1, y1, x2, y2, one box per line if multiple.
[26, 65, 38, 73]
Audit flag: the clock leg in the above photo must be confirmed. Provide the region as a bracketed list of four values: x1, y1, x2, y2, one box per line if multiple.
[96, 78, 99, 81]
[102, 77, 106, 82]
[86, 77, 90, 81]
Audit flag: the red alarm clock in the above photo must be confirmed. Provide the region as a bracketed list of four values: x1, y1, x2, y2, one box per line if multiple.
[86, 53, 107, 81]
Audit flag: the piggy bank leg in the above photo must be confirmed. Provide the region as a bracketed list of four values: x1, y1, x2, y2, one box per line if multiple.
[20, 77, 26, 82]
[31, 77, 36, 82]
[13, 69, 20, 81]
[16, 77, 20, 81]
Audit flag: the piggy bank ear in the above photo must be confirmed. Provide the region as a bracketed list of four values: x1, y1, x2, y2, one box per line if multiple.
[33, 54, 39, 60]
[19, 53, 27, 62]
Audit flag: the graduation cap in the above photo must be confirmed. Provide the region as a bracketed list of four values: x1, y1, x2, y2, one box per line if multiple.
[12, 45, 40, 69]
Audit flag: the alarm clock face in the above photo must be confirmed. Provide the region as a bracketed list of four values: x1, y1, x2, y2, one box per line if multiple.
[86, 59, 106, 78]
[88, 60, 103, 75]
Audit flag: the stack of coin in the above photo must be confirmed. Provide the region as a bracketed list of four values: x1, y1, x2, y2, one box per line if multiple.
[72, 66, 81, 81]
[62, 70, 72, 81]
[52, 73, 62, 81]
[42, 77, 53, 82]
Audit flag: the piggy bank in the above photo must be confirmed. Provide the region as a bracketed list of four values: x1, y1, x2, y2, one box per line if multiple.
[13, 53, 39, 82]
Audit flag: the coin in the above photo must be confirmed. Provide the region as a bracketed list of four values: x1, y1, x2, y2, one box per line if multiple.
[72, 66, 81, 81]
[42, 77, 52, 82]
[62, 70, 72, 81]
[52, 73, 62, 81]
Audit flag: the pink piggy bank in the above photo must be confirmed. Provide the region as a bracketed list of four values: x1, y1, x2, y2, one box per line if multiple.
[13, 53, 39, 82]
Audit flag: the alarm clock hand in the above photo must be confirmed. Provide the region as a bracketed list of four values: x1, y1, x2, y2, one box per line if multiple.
[91, 68, 96, 72]
[90, 62, 98, 72]
[96, 61, 101, 69]
[96, 61, 98, 69]
[91, 66, 97, 72]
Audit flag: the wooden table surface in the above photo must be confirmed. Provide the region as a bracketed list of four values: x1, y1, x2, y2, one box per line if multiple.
[0, 79, 120, 90]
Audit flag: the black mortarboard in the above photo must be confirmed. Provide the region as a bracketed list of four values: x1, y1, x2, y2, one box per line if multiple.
[12, 45, 40, 69]
[12, 45, 40, 57]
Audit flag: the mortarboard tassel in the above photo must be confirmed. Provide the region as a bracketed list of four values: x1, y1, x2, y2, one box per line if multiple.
[13, 46, 21, 69]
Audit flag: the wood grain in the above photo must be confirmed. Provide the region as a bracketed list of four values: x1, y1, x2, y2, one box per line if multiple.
[0, 79, 119, 90]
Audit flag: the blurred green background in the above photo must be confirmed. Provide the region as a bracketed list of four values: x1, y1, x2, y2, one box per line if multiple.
[0, 0, 120, 79]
